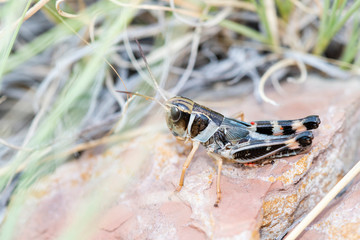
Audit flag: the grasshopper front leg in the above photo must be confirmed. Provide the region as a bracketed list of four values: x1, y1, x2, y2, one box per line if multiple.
[175, 141, 200, 192]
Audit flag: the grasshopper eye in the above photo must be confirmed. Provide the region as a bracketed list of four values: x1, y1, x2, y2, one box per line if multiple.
[170, 107, 181, 122]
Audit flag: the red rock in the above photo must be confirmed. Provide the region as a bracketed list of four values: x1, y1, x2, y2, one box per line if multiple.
[10, 77, 360, 239]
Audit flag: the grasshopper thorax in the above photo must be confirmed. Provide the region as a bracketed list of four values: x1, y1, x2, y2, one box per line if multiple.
[165, 96, 194, 140]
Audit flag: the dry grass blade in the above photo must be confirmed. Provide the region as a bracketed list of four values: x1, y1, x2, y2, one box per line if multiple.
[0, 138, 32, 151]
[109, 0, 200, 18]
[285, 159, 360, 240]
[47, 4, 129, 93]
[291, 0, 318, 14]
[204, 0, 255, 10]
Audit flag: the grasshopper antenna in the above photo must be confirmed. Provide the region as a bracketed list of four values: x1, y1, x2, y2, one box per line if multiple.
[135, 39, 168, 101]
[116, 90, 168, 110]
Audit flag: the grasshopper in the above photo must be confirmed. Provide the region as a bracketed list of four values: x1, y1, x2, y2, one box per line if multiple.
[118, 40, 321, 207]
[164, 96, 320, 206]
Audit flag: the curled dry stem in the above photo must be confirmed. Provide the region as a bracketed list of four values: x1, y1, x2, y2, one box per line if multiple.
[56, 0, 80, 18]
[259, 58, 307, 105]
[287, 59, 307, 84]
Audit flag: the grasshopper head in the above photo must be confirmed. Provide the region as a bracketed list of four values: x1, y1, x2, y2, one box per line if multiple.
[165, 97, 194, 140]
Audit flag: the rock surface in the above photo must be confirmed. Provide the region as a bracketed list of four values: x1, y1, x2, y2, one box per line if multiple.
[299, 174, 360, 240]
[10, 77, 360, 239]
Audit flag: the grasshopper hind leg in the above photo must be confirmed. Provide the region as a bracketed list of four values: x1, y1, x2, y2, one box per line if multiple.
[251, 115, 321, 136]
[232, 131, 314, 164]
[232, 111, 245, 121]
[271, 132, 313, 158]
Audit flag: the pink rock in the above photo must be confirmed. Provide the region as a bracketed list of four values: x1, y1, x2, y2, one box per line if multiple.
[11, 78, 360, 239]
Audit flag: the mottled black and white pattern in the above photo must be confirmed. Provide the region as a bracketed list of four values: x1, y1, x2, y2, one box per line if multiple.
[165, 96, 320, 164]
[201, 115, 318, 164]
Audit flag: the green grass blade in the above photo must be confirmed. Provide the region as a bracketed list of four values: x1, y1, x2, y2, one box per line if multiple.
[340, 14, 360, 65]
[314, 0, 330, 55]
[275, 0, 293, 21]
[219, 19, 269, 44]
[332, 0, 360, 36]
[0, 0, 31, 84]
[251, 0, 273, 44]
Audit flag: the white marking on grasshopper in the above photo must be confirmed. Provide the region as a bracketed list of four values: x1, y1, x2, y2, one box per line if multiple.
[292, 120, 307, 133]
[285, 138, 301, 150]
[271, 120, 283, 136]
